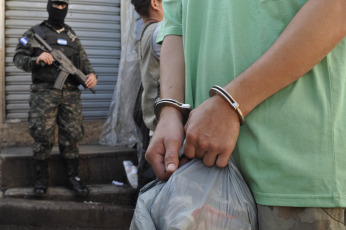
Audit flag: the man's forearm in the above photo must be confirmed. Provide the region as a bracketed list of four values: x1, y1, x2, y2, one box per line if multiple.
[225, 0, 346, 117]
[160, 35, 185, 102]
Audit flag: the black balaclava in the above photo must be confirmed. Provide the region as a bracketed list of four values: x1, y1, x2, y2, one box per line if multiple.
[47, 1, 68, 29]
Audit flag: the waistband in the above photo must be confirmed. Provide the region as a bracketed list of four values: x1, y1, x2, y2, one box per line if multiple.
[31, 82, 79, 90]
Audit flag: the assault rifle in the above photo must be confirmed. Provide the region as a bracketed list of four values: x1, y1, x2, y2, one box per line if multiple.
[19, 33, 96, 94]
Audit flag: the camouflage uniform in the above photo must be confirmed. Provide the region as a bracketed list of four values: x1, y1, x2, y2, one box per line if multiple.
[13, 21, 95, 160]
[28, 83, 84, 160]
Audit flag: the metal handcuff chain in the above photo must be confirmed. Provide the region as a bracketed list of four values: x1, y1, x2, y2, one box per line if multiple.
[154, 99, 192, 125]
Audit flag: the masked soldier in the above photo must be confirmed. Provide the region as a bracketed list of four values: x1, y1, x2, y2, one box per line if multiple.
[13, 0, 98, 197]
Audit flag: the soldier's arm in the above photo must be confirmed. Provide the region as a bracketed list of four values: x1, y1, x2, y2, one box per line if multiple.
[75, 36, 96, 77]
[73, 31, 97, 88]
[13, 29, 41, 72]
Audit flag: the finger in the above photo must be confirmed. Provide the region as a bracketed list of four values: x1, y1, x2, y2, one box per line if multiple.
[183, 126, 197, 159]
[85, 79, 94, 88]
[193, 135, 212, 159]
[47, 58, 53, 65]
[145, 144, 171, 181]
[89, 82, 96, 88]
[87, 74, 95, 80]
[194, 146, 206, 159]
[146, 153, 169, 180]
[44, 58, 50, 65]
[178, 156, 191, 167]
[86, 77, 96, 88]
[44, 57, 52, 65]
[183, 139, 196, 159]
[202, 151, 218, 167]
[215, 152, 231, 168]
[164, 140, 182, 174]
[46, 54, 53, 65]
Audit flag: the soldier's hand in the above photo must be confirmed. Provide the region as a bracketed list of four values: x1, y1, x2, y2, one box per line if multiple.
[36, 52, 54, 65]
[85, 73, 97, 88]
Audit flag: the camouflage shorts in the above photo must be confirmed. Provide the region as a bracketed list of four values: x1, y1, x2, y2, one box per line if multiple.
[258, 204, 345, 230]
[28, 83, 84, 160]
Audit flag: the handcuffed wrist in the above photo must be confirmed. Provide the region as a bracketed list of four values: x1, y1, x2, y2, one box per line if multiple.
[209, 85, 244, 125]
[154, 99, 192, 124]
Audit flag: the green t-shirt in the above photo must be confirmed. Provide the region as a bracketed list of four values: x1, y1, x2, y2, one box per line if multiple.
[157, 0, 346, 207]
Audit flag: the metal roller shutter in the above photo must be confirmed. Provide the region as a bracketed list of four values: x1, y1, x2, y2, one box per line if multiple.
[5, 0, 121, 120]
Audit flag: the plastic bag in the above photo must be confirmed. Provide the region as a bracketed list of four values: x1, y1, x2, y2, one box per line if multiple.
[130, 157, 258, 230]
[99, 1, 144, 160]
[123, 160, 138, 189]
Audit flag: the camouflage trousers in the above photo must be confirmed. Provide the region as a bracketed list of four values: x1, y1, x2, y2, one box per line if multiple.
[28, 83, 84, 160]
[258, 204, 345, 230]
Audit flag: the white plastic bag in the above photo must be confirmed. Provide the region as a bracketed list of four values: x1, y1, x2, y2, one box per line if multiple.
[99, 1, 144, 160]
[123, 160, 138, 189]
[130, 157, 258, 230]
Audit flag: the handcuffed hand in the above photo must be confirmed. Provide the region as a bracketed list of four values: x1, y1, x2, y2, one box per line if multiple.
[183, 95, 240, 168]
[145, 106, 189, 181]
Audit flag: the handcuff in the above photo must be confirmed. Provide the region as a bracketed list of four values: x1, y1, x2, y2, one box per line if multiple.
[209, 85, 244, 125]
[154, 99, 192, 124]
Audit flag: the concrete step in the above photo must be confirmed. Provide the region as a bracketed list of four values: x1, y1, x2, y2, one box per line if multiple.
[3, 184, 138, 205]
[0, 145, 138, 188]
[0, 145, 139, 229]
[0, 197, 134, 229]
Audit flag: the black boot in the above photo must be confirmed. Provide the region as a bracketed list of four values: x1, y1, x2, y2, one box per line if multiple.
[65, 158, 89, 197]
[33, 159, 49, 197]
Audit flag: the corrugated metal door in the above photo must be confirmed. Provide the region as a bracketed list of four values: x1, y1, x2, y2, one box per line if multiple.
[5, 0, 121, 120]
